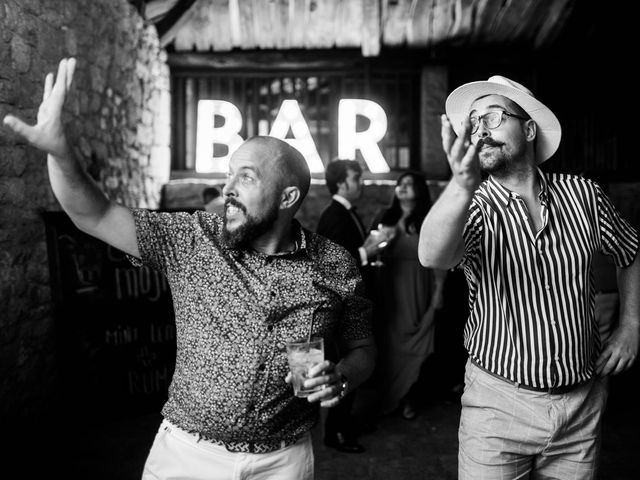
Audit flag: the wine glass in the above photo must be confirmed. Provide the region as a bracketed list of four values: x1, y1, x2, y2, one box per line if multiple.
[369, 224, 394, 267]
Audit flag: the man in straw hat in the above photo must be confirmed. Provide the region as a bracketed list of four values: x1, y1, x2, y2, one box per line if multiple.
[3, 57, 375, 480]
[418, 75, 639, 478]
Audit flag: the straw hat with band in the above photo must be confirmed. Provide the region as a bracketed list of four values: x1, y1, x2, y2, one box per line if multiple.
[445, 75, 562, 164]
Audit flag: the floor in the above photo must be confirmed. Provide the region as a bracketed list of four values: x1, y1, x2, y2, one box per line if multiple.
[9, 368, 639, 480]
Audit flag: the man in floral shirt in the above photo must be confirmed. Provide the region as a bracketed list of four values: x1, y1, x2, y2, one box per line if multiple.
[4, 58, 375, 480]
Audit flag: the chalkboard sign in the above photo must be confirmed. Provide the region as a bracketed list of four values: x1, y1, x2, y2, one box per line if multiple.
[43, 211, 176, 416]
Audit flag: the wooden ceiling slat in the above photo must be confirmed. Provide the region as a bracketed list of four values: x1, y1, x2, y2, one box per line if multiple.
[407, 0, 433, 47]
[489, 0, 537, 44]
[237, 0, 256, 49]
[504, 0, 548, 43]
[334, 0, 362, 48]
[158, 0, 577, 55]
[228, 0, 242, 47]
[272, 0, 290, 49]
[470, 0, 502, 43]
[362, 0, 381, 56]
[251, 0, 276, 49]
[382, 0, 412, 47]
[429, 0, 454, 45]
[171, 0, 232, 52]
[533, 0, 574, 49]
[304, 0, 339, 49]
[287, 0, 307, 48]
[448, 0, 475, 45]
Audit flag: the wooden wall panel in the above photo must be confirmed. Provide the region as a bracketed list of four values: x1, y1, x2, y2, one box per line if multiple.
[159, 0, 576, 55]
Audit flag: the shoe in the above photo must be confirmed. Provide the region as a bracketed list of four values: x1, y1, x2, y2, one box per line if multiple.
[324, 431, 365, 453]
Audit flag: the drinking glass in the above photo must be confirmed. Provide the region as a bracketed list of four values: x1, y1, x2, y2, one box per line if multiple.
[286, 337, 325, 397]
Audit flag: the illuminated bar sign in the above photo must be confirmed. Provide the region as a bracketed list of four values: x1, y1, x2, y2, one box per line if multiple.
[196, 99, 390, 174]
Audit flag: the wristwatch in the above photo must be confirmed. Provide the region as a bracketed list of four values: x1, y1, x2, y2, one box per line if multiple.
[338, 373, 349, 399]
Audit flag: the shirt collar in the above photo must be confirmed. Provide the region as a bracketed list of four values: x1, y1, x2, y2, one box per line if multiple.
[222, 219, 310, 259]
[332, 194, 353, 210]
[486, 168, 548, 207]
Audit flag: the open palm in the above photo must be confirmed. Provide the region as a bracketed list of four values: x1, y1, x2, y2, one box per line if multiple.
[3, 57, 76, 160]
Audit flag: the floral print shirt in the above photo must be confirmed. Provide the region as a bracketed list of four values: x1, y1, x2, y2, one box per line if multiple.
[129, 209, 372, 452]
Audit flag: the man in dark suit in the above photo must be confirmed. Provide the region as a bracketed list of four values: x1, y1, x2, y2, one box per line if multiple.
[317, 159, 385, 453]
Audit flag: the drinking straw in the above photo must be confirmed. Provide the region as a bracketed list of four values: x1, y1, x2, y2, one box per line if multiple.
[306, 306, 317, 346]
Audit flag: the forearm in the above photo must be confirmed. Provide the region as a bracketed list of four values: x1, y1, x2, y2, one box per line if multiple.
[47, 152, 111, 233]
[418, 179, 473, 269]
[336, 340, 376, 392]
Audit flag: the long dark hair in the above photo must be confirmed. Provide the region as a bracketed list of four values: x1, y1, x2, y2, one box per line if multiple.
[376, 171, 432, 234]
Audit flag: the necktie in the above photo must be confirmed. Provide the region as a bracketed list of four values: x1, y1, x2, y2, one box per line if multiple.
[349, 207, 366, 241]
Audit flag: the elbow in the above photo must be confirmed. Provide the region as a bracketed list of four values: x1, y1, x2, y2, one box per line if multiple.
[420, 255, 453, 270]
[418, 244, 448, 269]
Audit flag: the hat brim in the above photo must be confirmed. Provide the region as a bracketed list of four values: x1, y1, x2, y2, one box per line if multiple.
[445, 81, 562, 164]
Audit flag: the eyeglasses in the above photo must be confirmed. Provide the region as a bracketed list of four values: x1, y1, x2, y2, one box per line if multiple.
[469, 110, 529, 134]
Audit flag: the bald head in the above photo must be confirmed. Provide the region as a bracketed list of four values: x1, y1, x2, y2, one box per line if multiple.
[244, 136, 311, 205]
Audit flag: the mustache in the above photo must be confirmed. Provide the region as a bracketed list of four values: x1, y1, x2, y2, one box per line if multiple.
[477, 138, 502, 149]
[224, 198, 247, 214]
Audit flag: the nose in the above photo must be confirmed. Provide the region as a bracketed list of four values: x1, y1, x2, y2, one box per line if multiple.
[222, 176, 235, 197]
[475, 120, 491, 138]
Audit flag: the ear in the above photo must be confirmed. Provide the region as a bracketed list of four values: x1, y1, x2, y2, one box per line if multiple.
[280, 186, 301, 210]
[524, 119, 537, 143]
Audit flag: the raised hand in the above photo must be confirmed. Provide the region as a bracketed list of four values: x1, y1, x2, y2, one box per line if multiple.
[441, 114, 482, 192]
[3, 57, 76, 160]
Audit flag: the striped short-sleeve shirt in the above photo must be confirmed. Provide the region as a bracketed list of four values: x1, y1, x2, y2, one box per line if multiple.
[461, 170, 638, 389]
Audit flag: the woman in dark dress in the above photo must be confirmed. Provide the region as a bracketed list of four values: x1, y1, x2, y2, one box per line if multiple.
[370, 171, 447, 419]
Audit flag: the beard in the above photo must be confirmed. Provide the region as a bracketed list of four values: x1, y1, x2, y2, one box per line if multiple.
[477, 138, 515, 176]
[222, 197, 280, 249]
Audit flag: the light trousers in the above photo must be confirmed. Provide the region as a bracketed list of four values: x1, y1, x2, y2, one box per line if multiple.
[459, 359, 608, 480]
[141, 420, 314, 480]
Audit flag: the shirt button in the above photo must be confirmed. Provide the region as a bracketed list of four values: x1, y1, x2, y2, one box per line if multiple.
[545, 284, 551, 290]
[267, 324, 274, 332]
[258, 363, 266, 371]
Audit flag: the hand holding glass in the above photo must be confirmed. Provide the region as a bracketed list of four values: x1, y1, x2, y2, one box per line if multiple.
[368, 224, 395, 267]
[286, 337, 325, 397]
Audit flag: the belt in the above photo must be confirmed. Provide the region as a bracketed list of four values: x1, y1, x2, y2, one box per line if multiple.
[470, 358, 587, 395]
[161, 420, 298, 453]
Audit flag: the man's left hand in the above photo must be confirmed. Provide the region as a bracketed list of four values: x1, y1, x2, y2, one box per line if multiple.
[301, 360, 346, 407]
[595, 321, 639, 376]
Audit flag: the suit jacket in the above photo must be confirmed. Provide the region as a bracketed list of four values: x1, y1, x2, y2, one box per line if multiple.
[316, 199, 366, 261]
[317, 199, 372, 365]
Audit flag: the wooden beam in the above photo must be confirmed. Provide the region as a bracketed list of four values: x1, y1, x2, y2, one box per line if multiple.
[157, 0, 199, 44]
[145, 0, 180, 22]
[167, 50, 365, 70]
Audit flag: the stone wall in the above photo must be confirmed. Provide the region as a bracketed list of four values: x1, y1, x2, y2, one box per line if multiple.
[0, 0, 170, 421]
